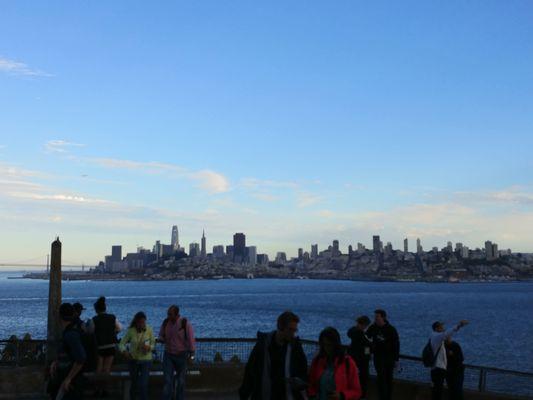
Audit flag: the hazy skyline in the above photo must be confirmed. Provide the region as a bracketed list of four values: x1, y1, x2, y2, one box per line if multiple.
[1, 1, 533, 264]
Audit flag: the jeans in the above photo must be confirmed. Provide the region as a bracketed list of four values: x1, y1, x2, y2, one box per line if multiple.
[357, 358, 370, 398]
[162, 352, 188, 400]
[128, 360, 151, 400]
[431, 368, 447, 400]
[375, 362, 394, 400]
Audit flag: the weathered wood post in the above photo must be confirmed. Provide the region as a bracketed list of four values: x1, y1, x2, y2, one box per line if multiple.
[46, 237, 62, 362]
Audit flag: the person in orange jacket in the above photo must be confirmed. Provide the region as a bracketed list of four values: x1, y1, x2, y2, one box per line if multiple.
[308, 327, 362, 400]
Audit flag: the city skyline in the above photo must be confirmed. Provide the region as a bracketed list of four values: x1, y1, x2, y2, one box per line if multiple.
[1, 1, 533, 263]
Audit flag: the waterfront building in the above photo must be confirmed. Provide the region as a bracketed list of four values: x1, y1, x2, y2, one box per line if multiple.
[372, 235, 381, 253]
[275, 252, 287, 264]
[189, 242, 200, 258]
[233, 233, 246, 263]
[257, 254, 269, 265]
[201, 230, 207, 257]
[311, 244, 318, 259]
[213, 245, 225, 258]
[171, 225, 179, 250]
[404, 238, 408, 253]
[247, 246, 257, 265]
[485, 240, 497, 260]
[112, 245, 122, 261]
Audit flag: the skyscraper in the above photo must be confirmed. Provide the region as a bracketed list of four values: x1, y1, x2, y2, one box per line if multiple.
[233, 233, 246, 263]
[189, 242, 200, 258]
[201, 230, 207, 257]
[311, 244, 318, 259]
[416, 238, 423, 254]
[298, 248, 304, 259]
[404, 238, 408, 253]
[247, 246, 257, 265]
[111, 245, 122, 261]
[171, 225, 179, 250]
[372, 235, 381, 253]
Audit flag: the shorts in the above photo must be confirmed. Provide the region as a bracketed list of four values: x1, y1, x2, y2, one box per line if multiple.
[97, 347, 116, 357]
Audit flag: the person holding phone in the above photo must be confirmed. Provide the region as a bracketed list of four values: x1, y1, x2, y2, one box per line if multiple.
[308, 327, 362, 400]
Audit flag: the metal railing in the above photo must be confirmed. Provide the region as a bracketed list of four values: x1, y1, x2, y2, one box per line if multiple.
[1, 338, 532, 397]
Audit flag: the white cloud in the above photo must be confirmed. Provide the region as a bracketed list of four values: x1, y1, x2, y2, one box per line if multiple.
[45, 140, 85, 154]
[87, 157, 230, 194]
[0, 57, 52, 77]
[7, 192, 114, 205]
[296, 192, 322, 208]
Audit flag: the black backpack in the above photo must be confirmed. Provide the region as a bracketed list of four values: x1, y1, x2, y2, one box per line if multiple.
[422, 340, 442, 368]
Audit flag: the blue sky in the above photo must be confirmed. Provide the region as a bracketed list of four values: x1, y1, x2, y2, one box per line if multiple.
[1, 1, 533, 264]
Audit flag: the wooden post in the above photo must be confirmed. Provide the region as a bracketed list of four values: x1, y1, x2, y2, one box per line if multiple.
[46, 237, 62, 362]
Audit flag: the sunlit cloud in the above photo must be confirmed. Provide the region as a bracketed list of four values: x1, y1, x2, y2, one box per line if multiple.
[0, 57, 52, 77]
[296, 192, 322, 208]
[45, 140, 85, 154]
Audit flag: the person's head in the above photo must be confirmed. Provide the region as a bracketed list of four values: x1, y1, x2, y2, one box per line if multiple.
[276, 311, 300, 342]
[94, 297, 106, 314]
[432, 321, 445, 333]
[167, 305, 180, 322]
[59, 303, 75, 327]
[130, 311, 147, 331]
[445, 336, 453, 345]
[318, 327, 344, 360]
[356, 315, 371, 330]
[73, 302, 84, 318]
[374, 309, 387, 327]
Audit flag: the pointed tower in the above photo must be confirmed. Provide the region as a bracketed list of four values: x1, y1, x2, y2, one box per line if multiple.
[201, 230, 207, 257]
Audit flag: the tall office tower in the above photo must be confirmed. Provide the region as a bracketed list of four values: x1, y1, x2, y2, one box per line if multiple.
[485, 241, 493, 260]
[332, 240, 340, 252]
[455, 243, 464, 252]
[348, 245, 353, 254]
[226, 245, 234, 260]
[247, 246, 257, 265]
[462, 246, 470, 259]
[201, 230, 207, 257]
[111, 245, 122, 261]
[384, 242, 393, 257]
[447, 241, 453, 252]
[189, 243, 200, 258]
[233, 233, 246, 263]
[275, 252, 287, 263]
[492, 243, 499, 259]
[416, 238, 423, 254]
[171, 225, 179, 250]
[298, 248, 304, 259]
[213, 245, 225, 258]
[372, 235, 381, 253]
[311, 244, 318, 259]
[357, 243, 365, 252]
[404, 238, 408, 253]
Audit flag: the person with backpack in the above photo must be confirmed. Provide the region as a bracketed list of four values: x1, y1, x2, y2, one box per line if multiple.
[425, 320, 469, 400]
[239, 311, 308, 400]
[48, 303, 87, 400]
[159, 305, 196, 400]
[308, 327, 362, 400]
[366, 309, 400, 400]
[347, 316, 372, 400]
[119, 311, 155, 400]
[91, 296, 122, 397]
[445, 336, 465, 400]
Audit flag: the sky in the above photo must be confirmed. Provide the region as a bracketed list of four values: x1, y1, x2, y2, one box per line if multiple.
[1, 1, 533, 265]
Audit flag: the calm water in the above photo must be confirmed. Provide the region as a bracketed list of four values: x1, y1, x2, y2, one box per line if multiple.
[1, 271, 532, 373]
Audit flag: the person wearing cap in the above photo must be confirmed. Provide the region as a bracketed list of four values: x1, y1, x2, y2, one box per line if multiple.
[48, 303, 87, 399]
[429, 320, 469, 400]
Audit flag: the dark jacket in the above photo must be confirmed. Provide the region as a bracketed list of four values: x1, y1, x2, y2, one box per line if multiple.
[92, 313, 117, 348]
[347, 327, 372, 365]
[239, 331, 308, 400]
[366, 322, 400, 366]
[445, 341, 464, 373]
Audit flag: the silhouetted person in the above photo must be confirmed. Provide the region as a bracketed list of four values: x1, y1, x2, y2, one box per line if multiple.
[48, 303, 86, 400]
[91, 296, 121, 397]
[308, 327, 362, 400]
[446, 336, 465, 400]
[429, 320, 468, 400]
[240, 311, 308, 400]
[366, 309, 400, 400]
[347, 316, 371, 399]
[159, 305, 196, 400]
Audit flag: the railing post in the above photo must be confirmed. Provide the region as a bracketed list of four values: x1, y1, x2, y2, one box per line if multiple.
[478, 368, 487, 392]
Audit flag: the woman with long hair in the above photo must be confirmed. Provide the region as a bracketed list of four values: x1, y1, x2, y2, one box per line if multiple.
[119, 311, 155, 400]
[308, 327, 362, 400]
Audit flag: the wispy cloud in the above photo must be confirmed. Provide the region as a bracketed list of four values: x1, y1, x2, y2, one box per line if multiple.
[87, 157, 230, 194]
[8, 192, 114, 205]
[45, 140, 85, 154]
[296, 192, 322, 208]
[0, 57, 52, 77]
